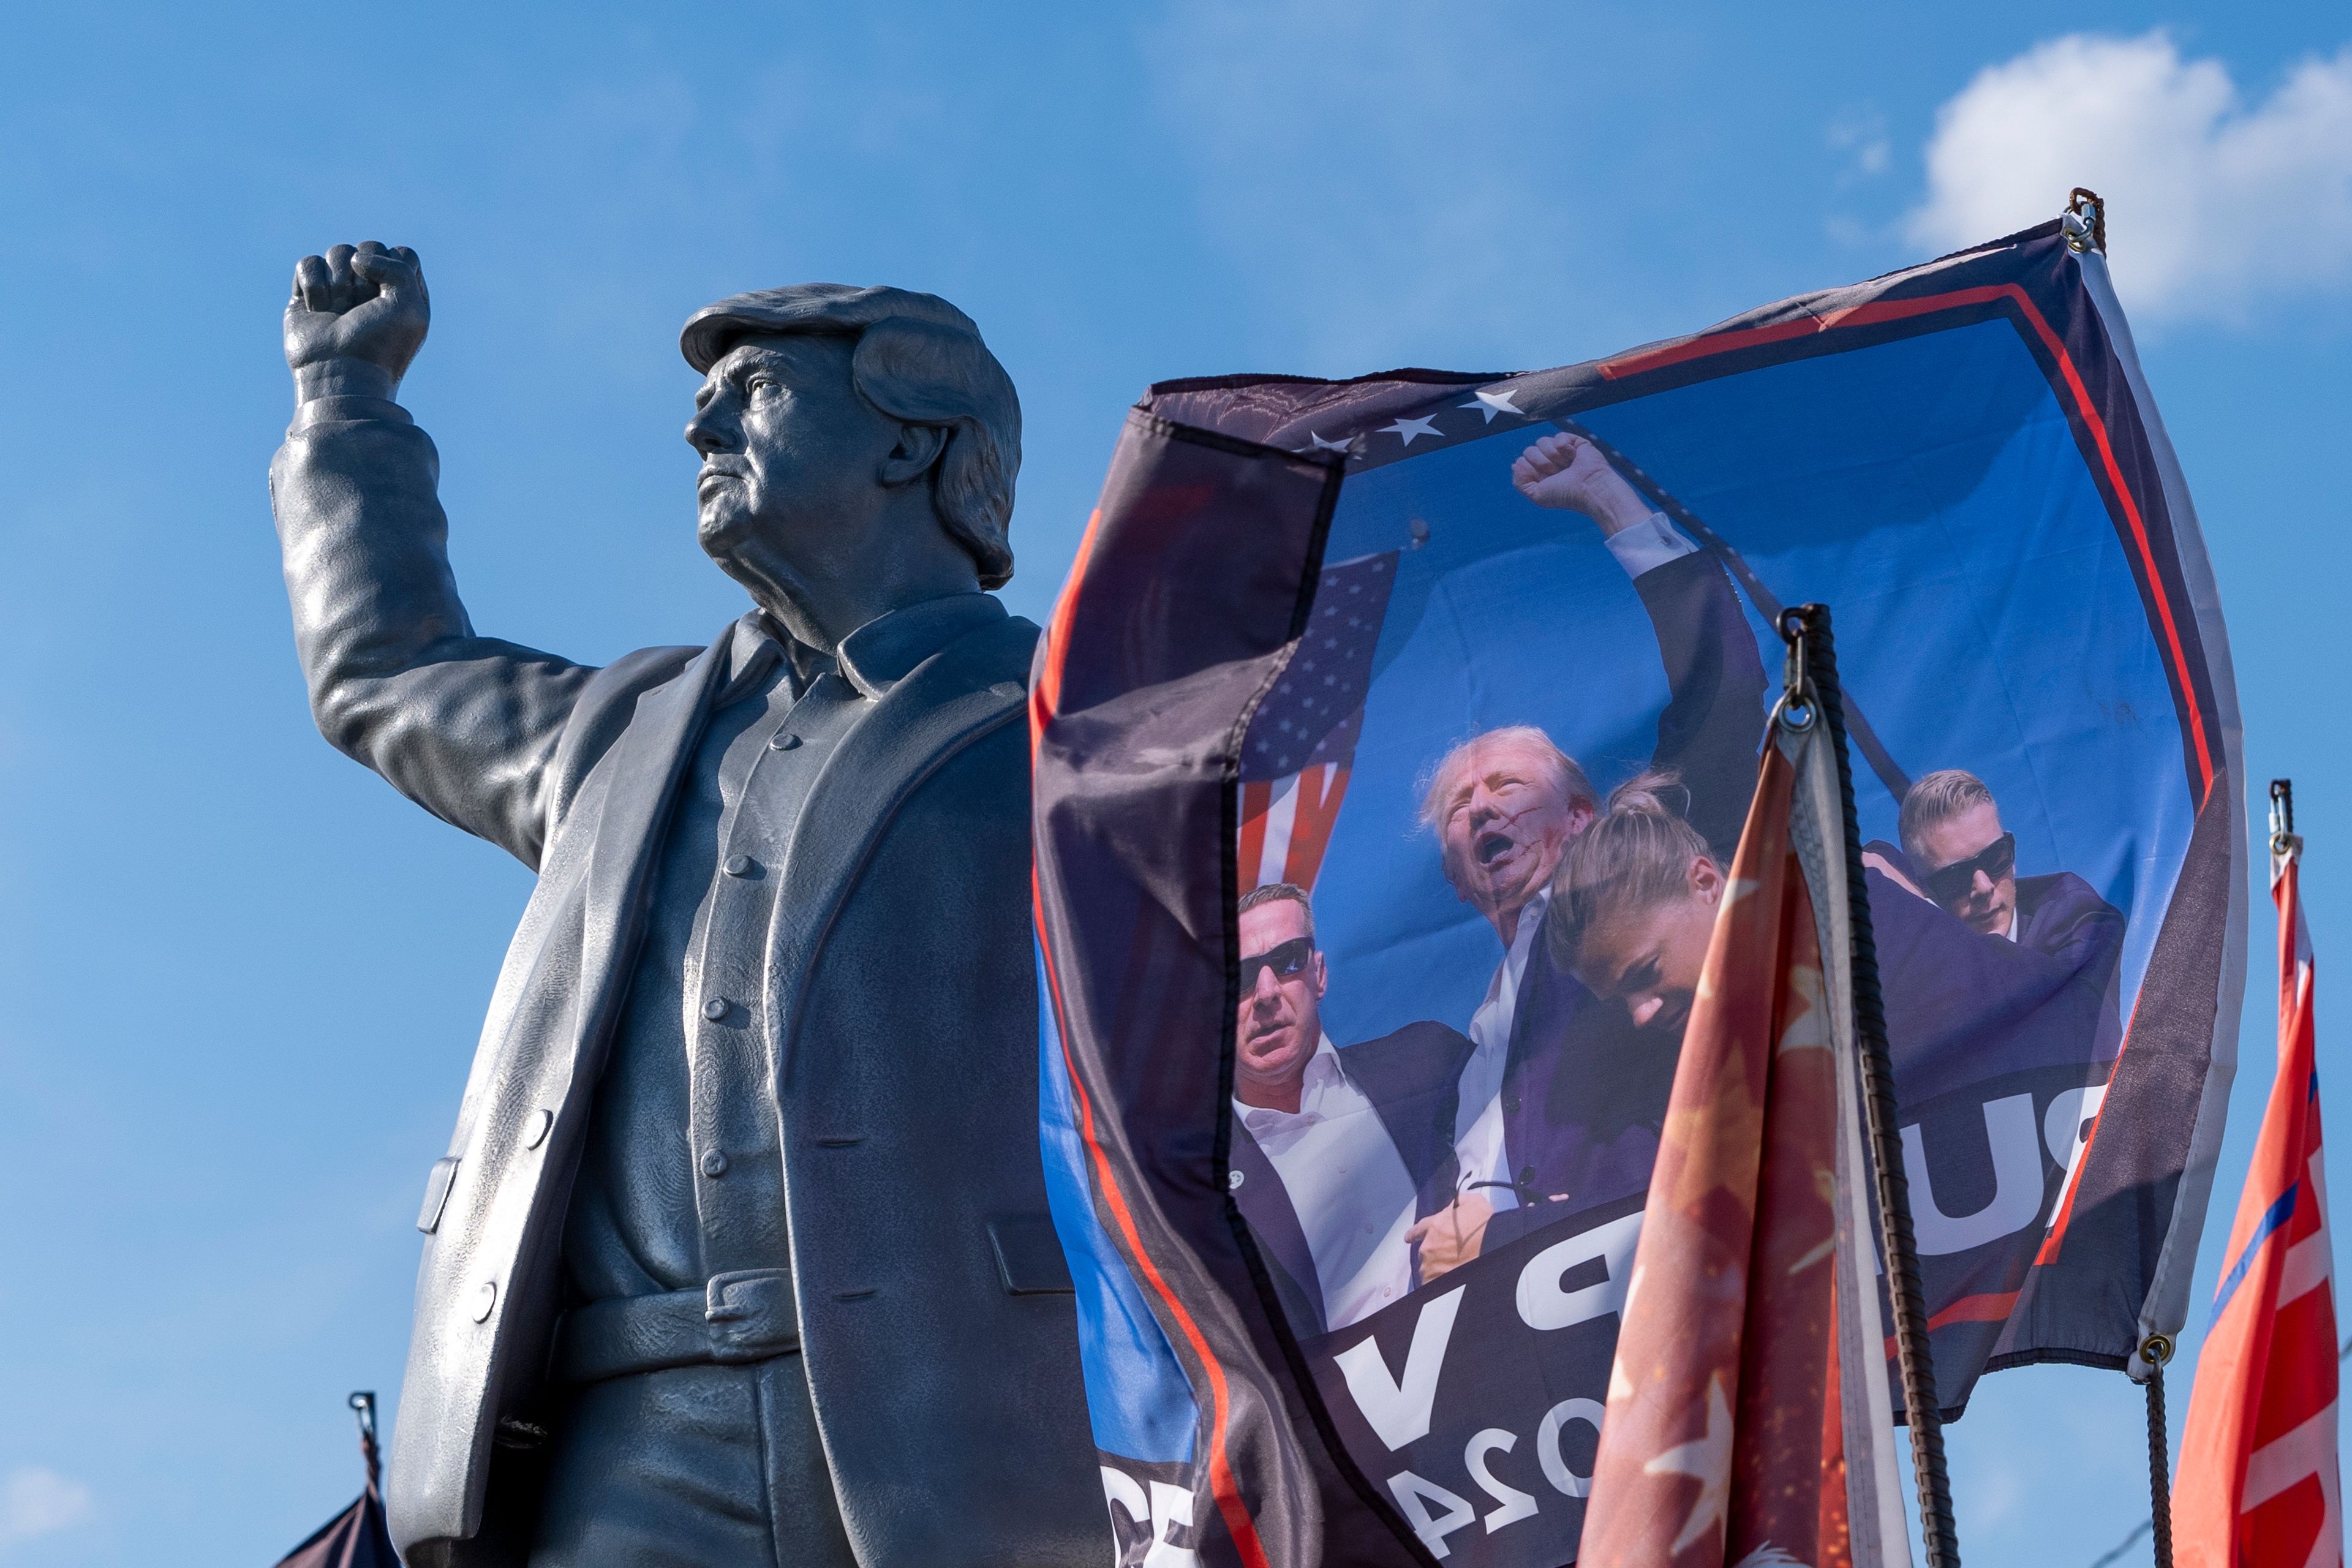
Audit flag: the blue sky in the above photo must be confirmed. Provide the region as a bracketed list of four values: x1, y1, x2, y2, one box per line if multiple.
[2, 4, 2348, 1564]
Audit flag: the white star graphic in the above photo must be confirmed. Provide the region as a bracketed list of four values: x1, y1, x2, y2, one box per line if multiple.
[1460, 386, 1525, 423]
[1776, 964, 1831, 1056]
[1305, 431, 1353, 454]
[1643, 1373, 1735, 1554]
[1380, 415, 1441, 446]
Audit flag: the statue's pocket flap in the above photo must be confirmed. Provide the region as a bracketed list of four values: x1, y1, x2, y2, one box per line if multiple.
[418, 1156, 461, 1234]
[989, 1215, 1076, 1295]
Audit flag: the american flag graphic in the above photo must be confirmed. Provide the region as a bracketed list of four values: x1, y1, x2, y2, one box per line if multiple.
[2177, 818, 2340, 1568]
[1235, 551, 1395, 896]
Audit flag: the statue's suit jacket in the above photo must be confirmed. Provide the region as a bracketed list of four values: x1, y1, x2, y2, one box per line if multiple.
[270, 396, 1102, 1568]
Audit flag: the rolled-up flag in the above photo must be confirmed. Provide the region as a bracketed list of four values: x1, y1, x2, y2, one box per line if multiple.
[271, 1392, 400, 1568]
[2176, 787, 2340, 1567]
[1577, 698, 1911, 1567]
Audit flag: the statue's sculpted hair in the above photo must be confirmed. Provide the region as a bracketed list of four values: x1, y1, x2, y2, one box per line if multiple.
[680, 284, 1022, 589]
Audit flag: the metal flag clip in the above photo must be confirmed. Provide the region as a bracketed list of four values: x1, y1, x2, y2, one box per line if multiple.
[2064, 187, 2107, 254]
[2271, 778, 2302, 862]
[349, 1390, 382, 1492]
[1771, 605, 1819, 733]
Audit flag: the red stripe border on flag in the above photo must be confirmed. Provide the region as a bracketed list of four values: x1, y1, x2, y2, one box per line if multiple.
[1032, 511, 1275, 1568]
[1602, 281, 2216, 804]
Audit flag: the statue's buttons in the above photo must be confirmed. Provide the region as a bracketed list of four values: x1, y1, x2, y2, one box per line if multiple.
[701, 1149, 729, 1178]
[1229, 1169, 1245, 1191]
[524, 1109, 552, 1150]
[769, 732, 802, 750]
[703, 998, 729, 1022]
[723, 854, 755, 878]
[1503, 1093, 1521, 1114]
[471, 1281, 497, 1322]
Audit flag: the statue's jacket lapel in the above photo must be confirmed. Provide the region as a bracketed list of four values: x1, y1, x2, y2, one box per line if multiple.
[760, 615, 1084, 1561]
[761, 619, 1033, 1082]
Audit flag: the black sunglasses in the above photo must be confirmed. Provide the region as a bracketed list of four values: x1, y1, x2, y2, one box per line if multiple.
[1921, 832, 2016, 907]
[1238, 937, 1316, 992]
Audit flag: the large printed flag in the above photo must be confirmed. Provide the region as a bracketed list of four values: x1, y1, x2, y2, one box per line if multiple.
[2177, 817, 2340, 1566]
[1033, 213, 2244, 1568]
[1580, 716, 1909, 1568]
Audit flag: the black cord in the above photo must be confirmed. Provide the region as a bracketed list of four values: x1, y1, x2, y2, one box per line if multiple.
[2146, 1365, 2173, 1568]
[1562, 420, 1914, 804]
[2087, 1334, 2352, 1564]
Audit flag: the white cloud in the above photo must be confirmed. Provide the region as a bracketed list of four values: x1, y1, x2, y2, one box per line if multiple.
[1907, 32, 2352, 324]
[1828, 107, 1890, 179]
[0, 1468, 92, 1548]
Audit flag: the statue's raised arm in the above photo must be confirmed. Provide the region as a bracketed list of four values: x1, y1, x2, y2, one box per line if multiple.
[271, 241, 596, 867]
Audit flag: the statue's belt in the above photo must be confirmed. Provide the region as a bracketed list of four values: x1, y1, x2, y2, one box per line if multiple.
[553, 1268, 801, 1385]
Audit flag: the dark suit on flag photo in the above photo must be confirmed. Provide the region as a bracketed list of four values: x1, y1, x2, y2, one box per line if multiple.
[1868, 865, 2128, 1103]
[1867, 767, 2128, 1105]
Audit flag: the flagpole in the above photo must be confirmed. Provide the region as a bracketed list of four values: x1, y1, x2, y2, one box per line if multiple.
[1781, 603, 1962, 1567]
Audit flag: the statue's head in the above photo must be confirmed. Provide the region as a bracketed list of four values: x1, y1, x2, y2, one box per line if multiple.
[679, 285, 1021, 624]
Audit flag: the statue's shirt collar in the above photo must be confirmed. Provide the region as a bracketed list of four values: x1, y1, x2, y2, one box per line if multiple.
[723, 592, 1006, 704]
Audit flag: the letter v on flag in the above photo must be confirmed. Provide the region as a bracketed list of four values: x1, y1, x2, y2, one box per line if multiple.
[1577, 712, 1910, 1568]
[2177, 809, 2342, 1568]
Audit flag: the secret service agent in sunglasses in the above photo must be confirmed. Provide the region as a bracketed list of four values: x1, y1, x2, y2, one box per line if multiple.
[1238, 936, 1316, 992]
[1921, 831, 2017, 907]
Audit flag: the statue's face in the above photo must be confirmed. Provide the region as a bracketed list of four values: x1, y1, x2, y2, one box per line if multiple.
[685, 332, 903, 581]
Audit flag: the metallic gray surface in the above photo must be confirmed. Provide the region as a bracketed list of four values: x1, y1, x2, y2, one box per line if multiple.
[271, 244, 1104, 1567]
[528, 1359, 855, 1568]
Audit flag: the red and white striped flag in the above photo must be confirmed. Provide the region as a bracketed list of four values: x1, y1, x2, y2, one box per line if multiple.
[2177, 808, 2340, 1567]
[1578, 717, 1910, 1568]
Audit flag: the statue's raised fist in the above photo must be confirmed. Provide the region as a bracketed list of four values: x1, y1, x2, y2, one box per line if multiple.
[283, 241, 430, 402]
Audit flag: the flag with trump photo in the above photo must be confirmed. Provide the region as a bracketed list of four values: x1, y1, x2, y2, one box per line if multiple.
[1031, 211, 2244, 1568]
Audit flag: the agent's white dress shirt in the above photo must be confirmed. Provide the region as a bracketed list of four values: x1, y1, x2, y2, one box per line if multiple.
[1235, 1036, 1420, 1329]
